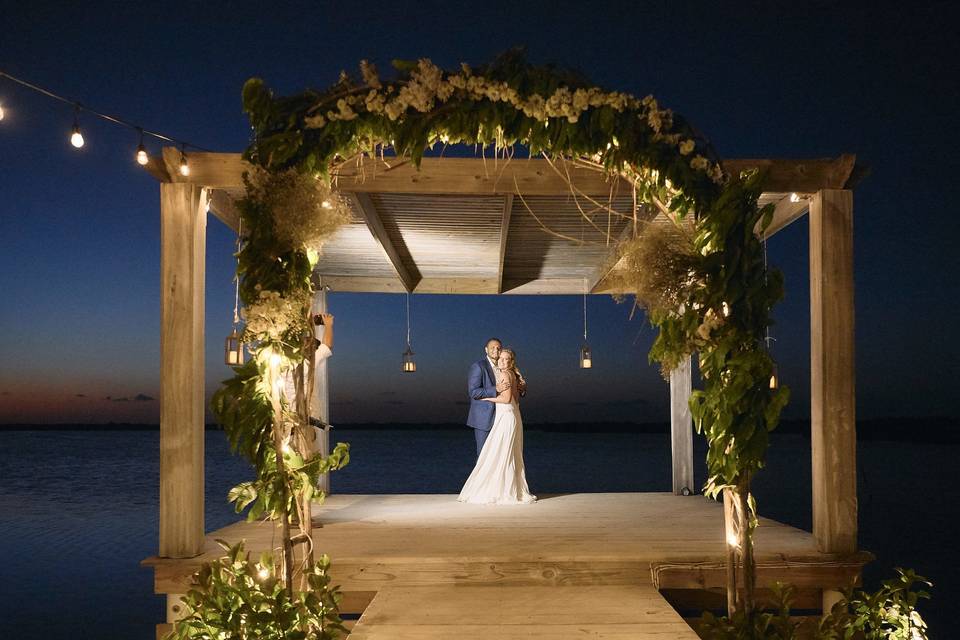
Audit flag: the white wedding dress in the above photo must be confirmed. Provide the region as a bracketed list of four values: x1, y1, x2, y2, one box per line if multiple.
[458, 396, 536, 505]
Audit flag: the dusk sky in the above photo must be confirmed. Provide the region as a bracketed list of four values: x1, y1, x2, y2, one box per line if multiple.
[1, 1, 957, 425]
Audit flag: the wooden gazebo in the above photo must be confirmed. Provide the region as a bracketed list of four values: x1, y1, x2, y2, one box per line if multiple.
[144, 148, 863, 637]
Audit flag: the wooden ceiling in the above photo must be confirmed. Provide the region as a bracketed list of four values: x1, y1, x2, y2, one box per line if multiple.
[149, 149, 857, 295]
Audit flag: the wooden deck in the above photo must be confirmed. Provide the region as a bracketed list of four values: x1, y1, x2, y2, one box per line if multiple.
[145, 493, 871, 636]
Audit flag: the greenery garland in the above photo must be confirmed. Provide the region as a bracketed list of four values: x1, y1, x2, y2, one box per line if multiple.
[174, 50, 929, 639]
[239, 49, 785, 613]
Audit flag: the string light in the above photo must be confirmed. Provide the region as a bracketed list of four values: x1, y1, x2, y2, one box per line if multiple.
[0, 69, 210, 166]
[70, 106, 84, 148]
[135, 128, 149, 166]
[179, 146, 190, 176]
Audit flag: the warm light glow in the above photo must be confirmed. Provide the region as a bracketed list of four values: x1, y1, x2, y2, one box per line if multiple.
[721, 302, 731, 317]
[179, 154, 190, 176]
[136, 145, 149, 165]
[769, 364, 779, 390]
[789, 192, 801, 203]
[0, 103, 5, 121]
[579, 344, 592, 369]
[403, 360, 417, 372]
[321, 199, 333, 209]
[269, 352, 282, 368]
[726, 532, 739, 547]
[257, 567, 270, 580]
[281, 441, 291, 454]
[70, 126, 84, 148]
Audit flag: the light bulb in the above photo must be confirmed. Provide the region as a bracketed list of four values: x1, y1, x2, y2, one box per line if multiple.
[70, 125, 84, 148]
[726, 532, 739, 547]
[136, 144, 149, 165]
[789, 192, 800, 203]
[0, 103, 5, 121]
[269, 352, 282, 368]
[321, 199, 333, 209]
[179, 153, 190, 176]
[257, 567, 270, 580]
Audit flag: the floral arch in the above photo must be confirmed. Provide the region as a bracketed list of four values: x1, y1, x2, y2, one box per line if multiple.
[203, 50, 793, 633]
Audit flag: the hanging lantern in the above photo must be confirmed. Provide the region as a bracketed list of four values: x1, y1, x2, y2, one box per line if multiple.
[402, 344, 417, 372]
[580, 343, 593, 369]
[578, 279, 592, 369]
[224, 328, 244, 365]
[769, 363, 779, 390]
[402, 292, 416, 372]
[224, 220, 244, 366]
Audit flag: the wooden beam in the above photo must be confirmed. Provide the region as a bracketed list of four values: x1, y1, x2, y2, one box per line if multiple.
[143, 154, 172, 182]
[159, 183, 207, 558]
[310, 283, 331, 494]
[722, 154, 856, 194]
[496, 194, 514, 294]
[669, 356, 694, 495]
[152, 149, 858, 197]
[207, 189, 240, 231]
[347, 193, 420, 292]
[316, 275, 640, 295]
[759, 193, 809, 239]
[809, 189, 857, 554]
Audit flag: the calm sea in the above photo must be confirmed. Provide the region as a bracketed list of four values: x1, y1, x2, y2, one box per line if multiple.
[0, 428, 954, 638]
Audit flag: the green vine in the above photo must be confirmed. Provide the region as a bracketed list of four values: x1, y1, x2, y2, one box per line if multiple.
[236, 48, 788, 616]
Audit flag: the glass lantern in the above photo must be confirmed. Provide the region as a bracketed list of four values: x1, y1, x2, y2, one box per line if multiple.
[579, 343, 593, 369]
[402, 345, 416, 373]
[224, 329, 244, 366]
[769, 363, 779, 390]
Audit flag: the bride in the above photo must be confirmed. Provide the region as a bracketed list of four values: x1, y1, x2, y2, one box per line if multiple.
[458, 348, 536, 505]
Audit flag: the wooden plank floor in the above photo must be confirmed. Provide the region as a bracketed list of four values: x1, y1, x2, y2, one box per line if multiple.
[146, 493, 869, 597]
[348, 585, 700, 639]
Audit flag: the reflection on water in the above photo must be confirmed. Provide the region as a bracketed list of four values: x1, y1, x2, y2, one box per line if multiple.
[0, 429, 954, 638]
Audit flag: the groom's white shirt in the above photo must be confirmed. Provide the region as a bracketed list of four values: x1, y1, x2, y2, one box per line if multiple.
[487, 356, 501, 382]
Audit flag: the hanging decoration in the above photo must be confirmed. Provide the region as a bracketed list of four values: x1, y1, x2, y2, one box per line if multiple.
[580, 278, 592, 369]
[224, 220, 245, 366]
[0, 69, 208, 164]
[402, 292, 416, 373]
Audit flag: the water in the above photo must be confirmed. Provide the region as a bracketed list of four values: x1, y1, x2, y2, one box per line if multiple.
[0, 428, 954, 638]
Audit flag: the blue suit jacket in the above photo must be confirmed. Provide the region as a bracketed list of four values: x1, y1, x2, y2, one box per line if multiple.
[466, 358, 498, 431]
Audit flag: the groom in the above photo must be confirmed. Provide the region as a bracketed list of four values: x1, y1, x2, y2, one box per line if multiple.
[466, 338, 525, 456]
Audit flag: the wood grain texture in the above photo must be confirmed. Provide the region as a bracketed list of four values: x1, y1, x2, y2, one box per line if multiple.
[145, 493, 870, 594]
[349, 585, 700, 639]
[809, 190, 857, 554]
[159, 183, 206, 558]
[670, 357, 694, 495]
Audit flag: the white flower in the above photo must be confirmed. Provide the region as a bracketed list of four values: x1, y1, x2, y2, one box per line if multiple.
[359, 59, 381, 89]
[304, 113, 327, 129]
[690, 155, 709, 171]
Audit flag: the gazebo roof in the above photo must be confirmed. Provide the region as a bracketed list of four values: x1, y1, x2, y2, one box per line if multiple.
[147, 149, 858, 295]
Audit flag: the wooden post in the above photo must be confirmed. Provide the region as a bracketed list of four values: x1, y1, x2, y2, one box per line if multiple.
[311, 282, 331, 494]
[159, 184, 207, 558]
[669, 356, 694, 495]
[809, 189, 857, 555]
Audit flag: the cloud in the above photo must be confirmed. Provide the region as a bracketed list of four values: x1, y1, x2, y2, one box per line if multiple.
[133, 393, 155, 402]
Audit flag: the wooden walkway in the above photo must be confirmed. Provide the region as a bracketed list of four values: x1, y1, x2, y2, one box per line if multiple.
[349, 585, 699, 639]
[145, 493, 871, 637]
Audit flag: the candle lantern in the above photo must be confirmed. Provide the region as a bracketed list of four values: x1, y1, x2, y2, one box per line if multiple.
[580, 343, 593, 369]
[224, 329, 244, 365]
[402, 345, 417, 373]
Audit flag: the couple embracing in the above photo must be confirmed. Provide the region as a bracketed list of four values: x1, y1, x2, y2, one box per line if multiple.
[457, 338, 537, 505]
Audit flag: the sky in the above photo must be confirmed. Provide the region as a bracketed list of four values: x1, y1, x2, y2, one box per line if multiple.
[1, 0, 958, 425]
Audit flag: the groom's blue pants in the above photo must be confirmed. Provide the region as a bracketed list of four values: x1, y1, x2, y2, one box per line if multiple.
[474, 428, 490, 457]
